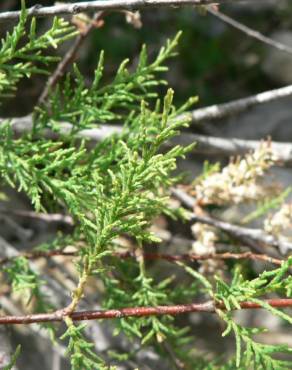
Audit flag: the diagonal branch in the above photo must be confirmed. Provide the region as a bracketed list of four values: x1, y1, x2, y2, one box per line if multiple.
[171, 133, 292, 164]
[189, 84, 292, 123]
[207, 7, 292, 55]
[0, 1, 246, 22]
[189, 212, 292, 254]
[0, 298, 291, 325]
[38, 11, 105, 105]
[171, 188, 292, 254]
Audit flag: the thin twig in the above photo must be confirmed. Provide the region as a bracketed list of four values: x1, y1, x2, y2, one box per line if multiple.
[0, 208, 74, 225]
[171, 133, 292, 164]
[0, 237, 137, 358]
[0, 1, 245, 22]
[171, 188, 292, 254]
[0, 249, 77, 265]
[207, 7, 292, 55]
[0, 298, 291, 325]
[121, 251, 284, 266]
[161, 341, 186, 369]
[0, 296, 67, 358]
[38, 11, 105, 105]
[189, 84, 292, 123]
[0, 249, 283, 266]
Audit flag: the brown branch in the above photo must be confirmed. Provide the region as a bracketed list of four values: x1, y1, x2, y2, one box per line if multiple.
[38, 11, 105, 105]
[0, 1, 246, 22]
[0, 248, 283, 266]
[120, 251, 283, 266]
[0, 298, 291, 325]
[207, 7, 292, 55]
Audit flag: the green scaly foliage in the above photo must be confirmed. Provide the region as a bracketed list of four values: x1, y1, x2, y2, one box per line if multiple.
[0, 1, 76, 98]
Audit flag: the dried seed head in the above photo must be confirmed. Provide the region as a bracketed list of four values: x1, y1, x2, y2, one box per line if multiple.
[194, 142, 277, 206]
[264, 203, 292, 236]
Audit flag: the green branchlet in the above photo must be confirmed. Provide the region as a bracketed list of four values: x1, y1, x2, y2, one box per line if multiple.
[0, 1, 76, 97]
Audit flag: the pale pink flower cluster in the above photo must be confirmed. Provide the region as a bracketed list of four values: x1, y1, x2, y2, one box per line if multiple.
[195, 143, 277, 205]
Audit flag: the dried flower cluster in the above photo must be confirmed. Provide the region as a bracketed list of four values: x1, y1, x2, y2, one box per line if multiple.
[191, 222, 224, 275]
[194, 142, 277, 205]
[191, 223, 217, 255]
[264, 203, 292, 236]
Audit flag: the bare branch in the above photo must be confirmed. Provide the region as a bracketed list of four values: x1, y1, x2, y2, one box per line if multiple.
[189, 84, 292, 123]
[207, 7, 292, 55]
[3, 113, 292, 164]
[0, 298, 292, 325]
[0, 208, 74, 225]
[189, 213, 292, 254]
[4, 81, 292, 135]
[38, 11, 105, 105]
[171, 188, 292, 254]
[171, 133, 292, 164]
[0, 1, 246, 22]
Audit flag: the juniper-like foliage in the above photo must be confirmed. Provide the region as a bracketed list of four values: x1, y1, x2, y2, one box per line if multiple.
[0, 1, 76, 98]
[0, 3, 291, 370]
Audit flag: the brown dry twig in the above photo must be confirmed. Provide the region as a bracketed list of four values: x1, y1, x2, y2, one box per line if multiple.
[0, 248, 283, 266]
[38, 11, 105, 105]
[0, 298, 291, 325]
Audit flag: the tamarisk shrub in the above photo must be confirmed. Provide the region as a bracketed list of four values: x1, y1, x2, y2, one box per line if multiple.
[0, 3, 291, 370]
